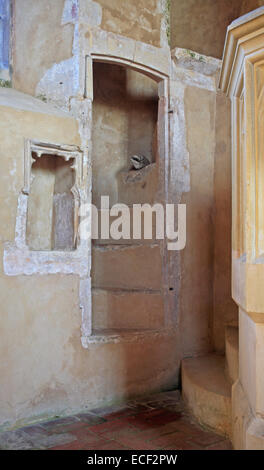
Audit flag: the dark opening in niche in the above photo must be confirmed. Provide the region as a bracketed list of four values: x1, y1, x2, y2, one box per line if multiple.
[92, 61, 159, 206]
[26, 153, 76, 251]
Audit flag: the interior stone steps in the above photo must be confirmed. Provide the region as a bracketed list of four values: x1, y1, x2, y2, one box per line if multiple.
[92, 288, 164, 330]
[182, 354, 232, 437]
[225, 325, 239, 384]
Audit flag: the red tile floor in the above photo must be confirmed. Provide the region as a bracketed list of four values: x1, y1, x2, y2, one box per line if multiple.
[0, 391, 232, 450]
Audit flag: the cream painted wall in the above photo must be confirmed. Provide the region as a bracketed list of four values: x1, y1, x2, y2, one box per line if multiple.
[0, 0, 240, 429]
[169, 50, 237, 357]
[0, 89, 180, 429]
[171, 0, 264, 59]
[179, 86, 216, 356]
[12, 0, 74, 96]
[92, 63, 158, 207]
[93, 0, 164, 47]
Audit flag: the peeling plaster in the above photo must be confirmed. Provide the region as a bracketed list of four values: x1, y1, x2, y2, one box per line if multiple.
[3, 191, 89, 276]
[36, 56, 80, 110]
[171, 65, 218, 93]
[62, 0, 79, 25]
[36, 1, 80, 110]
[32, 0, 173, 347]
[171, 48, 221, 92]
[10, 21, 220, 350]
[158, 0, 170, 49]
[36, 1, 103, 110]
[172, 48, 221, 76]
[79, 0, 102, 27]
[80, 277, 92, 340]
[167, 46, 223, 332]
[14, 193, 27, 249]
[0, 88, 70, 116]
[169, 82, 190, 195]
[3, 136, 92, 343]
[32, 2, 94, 345]
[169, 47, 222, 196]
[3, 244, 89, 276]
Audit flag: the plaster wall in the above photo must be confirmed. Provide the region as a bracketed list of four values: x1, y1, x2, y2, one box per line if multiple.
[0, 0, 239, 428]
[12, 0, 167, 102]
[95, 0, 164, 47]
[213, 93, 237, 352]
[170, 0, 264, 59]
[0, 89, 180, 429]
[179, 85, 216, 356]
[92, 62, 158, 207]
[26, 155, 75, 251]
[169, 49, 237, 356]
[12, 0, 75, 96]
[0, 268, 179, 428]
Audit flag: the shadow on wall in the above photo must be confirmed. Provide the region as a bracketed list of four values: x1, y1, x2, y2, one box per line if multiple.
[27, 154, 75, 251]
[92, 62, 159, 207]
[170, 0, 264, 58]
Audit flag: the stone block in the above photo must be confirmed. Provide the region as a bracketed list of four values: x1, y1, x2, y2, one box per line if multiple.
[92, 289, 164, 329]
[92, 244, 162, 290]
[182, 354, 232, 437]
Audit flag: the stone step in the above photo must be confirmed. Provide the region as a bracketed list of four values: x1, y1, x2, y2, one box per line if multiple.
[117, 164, 159, 205]
[92, 288, 164, 330]
[182, 354, 232, 437]
[93, 208, 158, 245]
[92, 244, 162, 290]
[225, 325, 239, 384]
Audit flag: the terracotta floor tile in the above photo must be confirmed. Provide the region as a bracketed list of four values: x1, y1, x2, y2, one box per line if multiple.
[151, 432, 201, 450]
[168, 418, 206, 436]
[206, 439, 233, 450]
[90, 440, 130, 450]
[51, 440, 90, 451]
[73, 413, 106, 425]
[102, 426, 140, 441]
[146, 412, 183, 426]
[137, 424, 186, 441]
[90, 404, 127, 415]
[88, 418, 137, 435]
[190, 432, 225, 447]
[129, 404, 154, 413]
[163, 442, 202, 450]
[124, 409, 182, 431]
[99, 408, 136, 421]
[40, 416, 79, 430]
[46, 421, 90, 435]
[113, 434, 161, 450]
[0, 391, 232, 451]
[51, 437, 111, 451]
[68, 427, 106, 444]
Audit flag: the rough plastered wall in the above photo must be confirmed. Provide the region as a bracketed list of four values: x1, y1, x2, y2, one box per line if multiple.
[95, 0, 164, 47]
[11, 0, 167, 102]
[179, 85, 216, 355]
[26, 155, 75, 251]
[169, 49, 237, 357]
[12, 0, 75, 96]
[180, 86, 237, 355]
[0, 89, 180, 429]
[170, 0, 264, 59]
[92, 62, 158, 207]
[212, 93, 238, 352]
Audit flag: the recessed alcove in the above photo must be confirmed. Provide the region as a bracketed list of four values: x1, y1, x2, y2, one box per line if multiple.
[26, 153, 75, 251]
[92, 61, 159, 207]
[91, 59, 166, 335]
